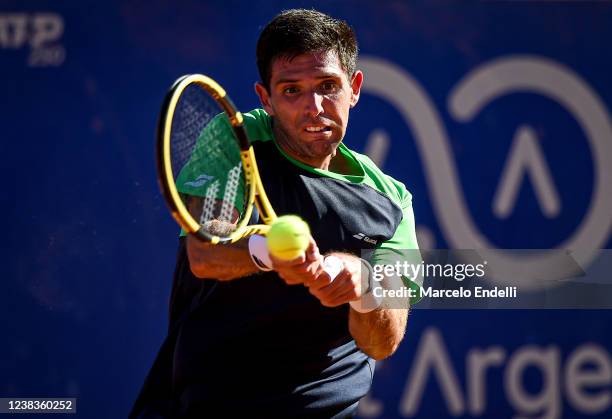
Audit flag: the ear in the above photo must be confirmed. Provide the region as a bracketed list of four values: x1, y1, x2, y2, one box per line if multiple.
[254, 82, 275, 116]
[349, 70, 363, 108]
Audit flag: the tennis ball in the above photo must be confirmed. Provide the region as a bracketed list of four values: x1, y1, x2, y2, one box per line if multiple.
[267, 215, 311, 261]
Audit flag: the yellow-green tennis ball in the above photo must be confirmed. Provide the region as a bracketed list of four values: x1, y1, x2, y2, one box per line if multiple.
[267, 215, 311, 261]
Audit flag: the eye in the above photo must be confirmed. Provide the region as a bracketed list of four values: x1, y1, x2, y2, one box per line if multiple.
[320, 81, 338, 93]
[282, 86, 299, 95]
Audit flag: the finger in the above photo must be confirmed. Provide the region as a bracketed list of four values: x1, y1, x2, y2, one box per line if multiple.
[307, 255, 349, 288]
[317, 273, 355, 301]
[305, 267, 340, 290]
[323, 288, 360, 307]
[309, 276, 350, 304]
[271, 252, 306, 268]
[290, 257, 324, 285]
[289, 258, 322, 278]
[277, 258, 324, 286]
[305, 237, 320, 262]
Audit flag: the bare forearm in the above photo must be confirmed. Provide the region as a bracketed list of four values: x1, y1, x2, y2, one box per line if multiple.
[349, 306, 408, 360]
[349, 268, 410, 360]
[187, 235, 259, 280]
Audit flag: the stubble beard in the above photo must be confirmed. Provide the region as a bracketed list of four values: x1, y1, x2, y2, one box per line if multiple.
[272, 118, 340, 164]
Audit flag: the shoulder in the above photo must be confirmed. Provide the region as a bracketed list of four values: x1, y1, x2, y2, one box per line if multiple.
[347, 147, 413, 208]
[243, 108, 274, 143]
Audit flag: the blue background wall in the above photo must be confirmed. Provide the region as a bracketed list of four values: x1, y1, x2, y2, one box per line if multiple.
[2, 1, 611, 418]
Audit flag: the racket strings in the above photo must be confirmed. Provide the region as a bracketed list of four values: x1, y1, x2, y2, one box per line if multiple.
[219, 164, 242, 222]
[171, 83, 248, 237]
[200, 180, 219, 225]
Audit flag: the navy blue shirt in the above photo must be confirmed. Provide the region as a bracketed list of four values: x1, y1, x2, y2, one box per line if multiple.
[171, 140, 404, 417]
[131, 132, 410, 418]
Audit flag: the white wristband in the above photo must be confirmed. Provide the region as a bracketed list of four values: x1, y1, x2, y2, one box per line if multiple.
[322, 255, 343, 279]
[248, 234, 273, 271]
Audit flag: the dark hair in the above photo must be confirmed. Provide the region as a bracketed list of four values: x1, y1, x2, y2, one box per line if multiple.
[256, 9, 359, 89]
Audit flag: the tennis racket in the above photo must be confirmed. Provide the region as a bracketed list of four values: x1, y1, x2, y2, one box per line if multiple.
[156, 73, 277, 243]
[155, 74, 342, 276]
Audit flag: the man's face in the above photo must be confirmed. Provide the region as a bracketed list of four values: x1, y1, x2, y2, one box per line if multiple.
[255, 50, 363, 168]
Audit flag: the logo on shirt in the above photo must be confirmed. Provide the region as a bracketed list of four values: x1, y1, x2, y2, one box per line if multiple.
[353, 233, 378, 245]
[184, 174, 214, 188]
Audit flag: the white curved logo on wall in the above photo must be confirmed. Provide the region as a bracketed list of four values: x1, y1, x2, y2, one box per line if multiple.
[360, 56, 612, 287]
[0, 12, 65, 67]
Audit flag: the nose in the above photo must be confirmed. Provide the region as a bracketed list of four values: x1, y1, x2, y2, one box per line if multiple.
[303, 91, 324, 117]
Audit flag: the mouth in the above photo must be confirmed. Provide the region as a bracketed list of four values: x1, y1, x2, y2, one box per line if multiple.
[304, 125, 332, 134]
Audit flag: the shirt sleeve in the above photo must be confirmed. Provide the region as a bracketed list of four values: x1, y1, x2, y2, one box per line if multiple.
[175, 113, 243, 199]
[369, 186, 423, 305]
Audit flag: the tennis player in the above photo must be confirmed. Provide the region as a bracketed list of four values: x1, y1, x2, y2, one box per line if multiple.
[131, 8, 420, 418]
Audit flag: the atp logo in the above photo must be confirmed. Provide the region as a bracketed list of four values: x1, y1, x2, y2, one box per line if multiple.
[0, 12, 65, 67]
[360, 55, 612, 288]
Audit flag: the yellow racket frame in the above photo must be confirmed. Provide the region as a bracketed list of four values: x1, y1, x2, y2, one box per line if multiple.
[156, 74, 277, 244]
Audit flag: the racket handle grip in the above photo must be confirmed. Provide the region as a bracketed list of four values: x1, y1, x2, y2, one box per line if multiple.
[322, 255, 343, 280]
